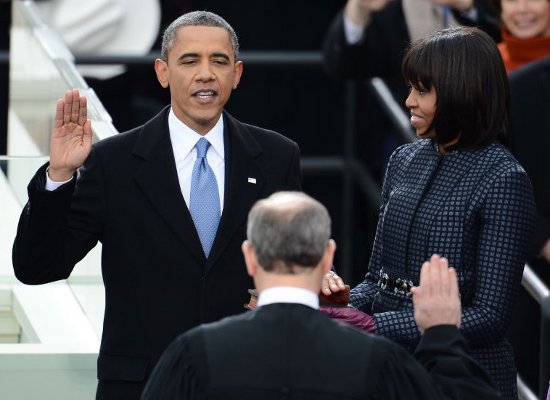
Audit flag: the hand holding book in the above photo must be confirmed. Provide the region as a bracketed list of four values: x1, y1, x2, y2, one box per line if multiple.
[244, 285, 351, 310]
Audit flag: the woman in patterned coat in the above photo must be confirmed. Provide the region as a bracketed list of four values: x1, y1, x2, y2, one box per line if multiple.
[322, 27, 535, 399]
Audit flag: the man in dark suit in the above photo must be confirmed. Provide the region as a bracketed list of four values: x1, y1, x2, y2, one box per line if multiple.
[141, 191, 500, 400]
[12, 11, 301, 400]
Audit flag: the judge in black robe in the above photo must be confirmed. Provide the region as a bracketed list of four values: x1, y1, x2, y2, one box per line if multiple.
[141, 192, 499, 400]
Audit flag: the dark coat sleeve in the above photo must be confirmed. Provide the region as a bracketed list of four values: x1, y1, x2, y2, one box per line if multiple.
[375, 326, 501, 400]
[12, 154, 104, 284]
[286, 141, 302, 191]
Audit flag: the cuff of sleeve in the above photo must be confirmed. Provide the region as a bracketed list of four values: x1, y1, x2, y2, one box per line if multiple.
[422, 325, 461, 339]
[458, 7, 478, 21]
[45, 167, 74, 191]
[415, 325, 469, 357]
[343, 14, 365, 44]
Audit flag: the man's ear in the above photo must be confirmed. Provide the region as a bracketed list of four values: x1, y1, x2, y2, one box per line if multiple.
[242, 240, 257, 277]
[321, 239, 337, 274]
[154, 58, 170, 88]
[232, 60, 243, 89]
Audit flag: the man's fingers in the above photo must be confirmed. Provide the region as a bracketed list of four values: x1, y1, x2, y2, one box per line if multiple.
[54, 99, 65, 128]
[71, 88, 80, 123]
[83, 119, 93, 146]
[63, 90, 73, 124]
[62, 89, 82, 125]
[78, 96, 88, 126]
[71, 89, 81, 123]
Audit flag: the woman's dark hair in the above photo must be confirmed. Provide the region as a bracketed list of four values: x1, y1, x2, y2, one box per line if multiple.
[402, 26, 510, 150]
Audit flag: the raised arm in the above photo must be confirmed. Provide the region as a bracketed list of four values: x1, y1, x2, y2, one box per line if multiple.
[12, 89, 102, 284]
[322, 0, 399, 80]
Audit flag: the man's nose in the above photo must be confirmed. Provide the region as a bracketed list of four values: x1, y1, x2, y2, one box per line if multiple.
[196, 61, 215, 81]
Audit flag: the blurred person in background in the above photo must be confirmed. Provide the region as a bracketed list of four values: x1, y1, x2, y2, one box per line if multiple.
[322, 0, 500, 179]
[34, 0, 163, 131]
[491, 0, 550, 71]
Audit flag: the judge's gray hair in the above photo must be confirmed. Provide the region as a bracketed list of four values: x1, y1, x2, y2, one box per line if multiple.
[246, 192, 331, 273]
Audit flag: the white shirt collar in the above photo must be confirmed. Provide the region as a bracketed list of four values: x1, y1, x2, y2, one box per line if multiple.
[257, 287, 319, 310]
[168, 108, 225, 160]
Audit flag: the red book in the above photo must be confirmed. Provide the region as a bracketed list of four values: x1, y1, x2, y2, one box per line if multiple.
[244, 286, 350, 310]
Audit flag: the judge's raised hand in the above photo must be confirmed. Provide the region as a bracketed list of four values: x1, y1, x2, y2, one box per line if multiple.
[411, 254, 461, 333]
[48, 89, 92, 181]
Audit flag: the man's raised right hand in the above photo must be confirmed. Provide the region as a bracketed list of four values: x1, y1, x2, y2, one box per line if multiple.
[48, 89, 92, 181]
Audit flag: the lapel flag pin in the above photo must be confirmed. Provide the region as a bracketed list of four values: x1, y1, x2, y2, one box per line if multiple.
[248, 177, 257, 184]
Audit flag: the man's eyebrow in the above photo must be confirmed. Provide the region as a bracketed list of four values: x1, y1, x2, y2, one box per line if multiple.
[177, 52, 199, 61]
[211, 52, 230, 61]
[176, 52, 231, 62]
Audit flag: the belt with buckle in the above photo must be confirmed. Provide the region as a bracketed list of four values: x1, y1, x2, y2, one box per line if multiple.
[377, 270, 414, 295]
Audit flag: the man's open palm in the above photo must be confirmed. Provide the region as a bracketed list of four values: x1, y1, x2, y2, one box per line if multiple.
[49, 89, 92, 181]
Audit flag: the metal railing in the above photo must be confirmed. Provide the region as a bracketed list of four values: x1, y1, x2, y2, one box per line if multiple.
[520, 264, 550, 399]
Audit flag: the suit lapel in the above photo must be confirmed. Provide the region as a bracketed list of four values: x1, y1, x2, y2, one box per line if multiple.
[206, 112, 265, 269]
[132, 107, 206, 264]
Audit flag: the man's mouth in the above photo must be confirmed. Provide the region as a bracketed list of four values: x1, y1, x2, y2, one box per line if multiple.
[193, 90, 217, 98]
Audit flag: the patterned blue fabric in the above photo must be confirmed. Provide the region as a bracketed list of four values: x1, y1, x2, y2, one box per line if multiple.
[190, 138, 220, 257]
[351, 139, 535, 399]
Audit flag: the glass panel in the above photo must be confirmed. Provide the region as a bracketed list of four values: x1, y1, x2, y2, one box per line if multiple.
[0, 157, 47, 282]
[0, 156, 104, 337]
[8, 1, 117, 159]
[5, 1, 112, 339]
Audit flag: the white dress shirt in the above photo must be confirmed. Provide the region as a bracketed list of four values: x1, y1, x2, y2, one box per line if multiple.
[168, 109, 225, 211]
[257, 286, 320, 310]
[46, 107, 226, 212]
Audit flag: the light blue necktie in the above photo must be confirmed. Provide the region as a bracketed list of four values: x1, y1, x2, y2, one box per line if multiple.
[442, 5, 450, 27]
[190, 138, 220, 257]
